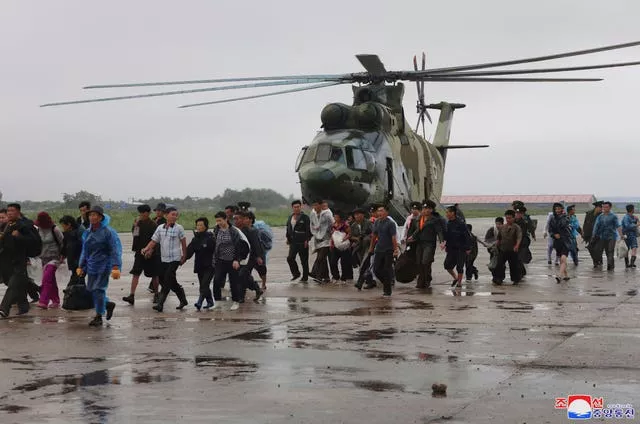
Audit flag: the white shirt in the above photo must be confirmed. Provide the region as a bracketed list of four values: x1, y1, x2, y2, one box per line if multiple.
[151, 223, 186, 263]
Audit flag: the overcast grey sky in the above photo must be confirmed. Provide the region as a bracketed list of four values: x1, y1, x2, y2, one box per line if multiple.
[2, 0, 640, 201]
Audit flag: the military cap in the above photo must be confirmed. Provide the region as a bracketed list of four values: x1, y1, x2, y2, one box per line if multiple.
[567, 204, 576, 211]
[422, 200, 436, 209]
[592, 201, 604, 207]
[410, 201, 421, 210]
[154, 202, 167, 212]
[512, 200, 525, 207]
[515, 206, 527, 213]
[237, 201, 251, 211]
[352, 207, 366, 215]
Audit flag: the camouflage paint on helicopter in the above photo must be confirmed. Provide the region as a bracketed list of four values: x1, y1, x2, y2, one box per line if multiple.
[295, 82, 465, 223]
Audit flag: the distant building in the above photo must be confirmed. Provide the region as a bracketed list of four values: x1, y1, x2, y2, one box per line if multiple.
[440, 194, 596, 210]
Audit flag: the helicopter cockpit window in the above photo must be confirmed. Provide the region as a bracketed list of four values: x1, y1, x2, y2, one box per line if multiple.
[315, 144, 345, 164]
[302, 145, 317, 164]
[345, 147, 367, 171]
[295, 147, 307, 172]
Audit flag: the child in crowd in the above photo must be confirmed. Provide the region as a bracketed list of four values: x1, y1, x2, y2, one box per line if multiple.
[35, 212, 64, 309]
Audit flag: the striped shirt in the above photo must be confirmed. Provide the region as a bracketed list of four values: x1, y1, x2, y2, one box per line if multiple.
[151, 223, 186, 263]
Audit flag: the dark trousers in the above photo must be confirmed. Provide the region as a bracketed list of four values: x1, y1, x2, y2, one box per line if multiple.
[213, 260, 242, 302]
[311, 247, 330, 281]
[586, 239, 601, 266]
[159, 261, 183, 297]
[495, 250, 522, 283]
[416, 244, 436, 287]
[329, 248, 353, 281]
[0, 266, 29, 316]
[356, 252, 374, 287]
[197, 267, 214, 301]
[465, 257, 478, 280]
[595, 239, 616, 268]
[373, 250, 394, 295]
[240, 260, 260, 300]
[287, 243, 309, 279]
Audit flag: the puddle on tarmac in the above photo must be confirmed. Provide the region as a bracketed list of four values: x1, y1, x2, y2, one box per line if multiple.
[449, 304, 478, 311]
[334, 300, 435, 317]
[364, 350, 405, 361]
[491, 300, 551, 312]
[347, 327, 397, 342]
[626, 289, 638, 296]
[0, 404, 29, 413]
[444, 291, 505, 297]
[13, 368, 180, 394]
[352, 380, 405, 392]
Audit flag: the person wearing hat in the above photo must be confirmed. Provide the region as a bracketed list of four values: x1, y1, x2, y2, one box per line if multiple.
[621, 204, 639, 268]
[441, 205, 471, 288]
[123, 204, 160, 306]
[494, 210, 523, 285]
[583, 201, 603, 267]
[34, 212, 64, 309]
[566, 205, 583, 266]
[548, 203, 572, 282]
[76, 206, 121, 326]
[401, 201, 422, 247]
[349, 207, 372, 268]
[407, 200, 444, 288]
[514, 207, 533, 276]
[592, 201, 623, 271]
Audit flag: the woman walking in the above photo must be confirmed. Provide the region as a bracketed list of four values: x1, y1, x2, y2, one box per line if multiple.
[35, 212, 64, 309]
[77, 206, 122, 326]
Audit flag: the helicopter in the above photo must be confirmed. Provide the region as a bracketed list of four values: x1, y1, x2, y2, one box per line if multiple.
[41, 41, 640, 223]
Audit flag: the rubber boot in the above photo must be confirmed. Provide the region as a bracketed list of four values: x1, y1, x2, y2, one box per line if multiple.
[631, 256, 637, 268]
[152, 291, 168, 312]
[625, 257, 630, 268]
[176, 286, 188, 310]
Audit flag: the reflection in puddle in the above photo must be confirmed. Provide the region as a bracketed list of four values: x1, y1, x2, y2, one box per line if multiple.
[352, 380, 405, 392]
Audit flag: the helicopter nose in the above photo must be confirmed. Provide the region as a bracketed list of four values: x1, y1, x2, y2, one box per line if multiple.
[306, 168, 336, 182]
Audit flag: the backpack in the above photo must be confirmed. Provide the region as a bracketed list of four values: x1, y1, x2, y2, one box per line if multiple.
[50, 225, 63, 250]
[253, 220, 273, 251]
[24, 222, 43, 258]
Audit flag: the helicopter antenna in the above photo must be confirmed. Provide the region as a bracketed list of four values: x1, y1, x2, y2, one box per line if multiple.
[414, 52, 431, 138]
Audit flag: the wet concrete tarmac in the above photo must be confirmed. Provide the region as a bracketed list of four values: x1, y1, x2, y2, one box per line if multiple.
[0, 217, 639, 423]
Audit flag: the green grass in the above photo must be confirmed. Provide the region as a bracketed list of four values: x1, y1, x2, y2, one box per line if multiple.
[24, 209, 293, 232]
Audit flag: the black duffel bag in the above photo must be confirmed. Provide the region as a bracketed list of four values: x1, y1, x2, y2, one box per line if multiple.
[62, 284, 94, 311]
[394, 246, 419, 283]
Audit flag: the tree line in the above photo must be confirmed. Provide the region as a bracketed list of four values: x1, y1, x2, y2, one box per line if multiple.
[2, 188, 296, 211]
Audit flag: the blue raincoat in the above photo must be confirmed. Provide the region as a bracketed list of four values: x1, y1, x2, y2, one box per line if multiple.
[79, 214, 123, 276]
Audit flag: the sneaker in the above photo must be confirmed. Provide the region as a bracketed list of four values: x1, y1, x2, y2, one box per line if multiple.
[106, 301, 115, 320]
[36, 303, 48, 309]
[230, 302, 240, 311]
[89, 315, 103, 327]
[203, 299, 215, 309]
[211, 303, 222, 310]
[0, 310, 7, 318]
[122, 294, 135, 305]
[555, 276, 561, 284]
[194, 302, 202, 311]
[382, 293, 391, 298]
[49, 303, 60, 309]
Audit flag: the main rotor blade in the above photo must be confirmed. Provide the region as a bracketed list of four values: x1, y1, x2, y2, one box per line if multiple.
[84, 74, 351, 89]
[355, 54, 387, 76]
[40, 78, 332, 107]
[413, 60, 640, 78]
[416, 76, 603, 82]
[179, 81, 343, 108]
[423, 40, 640, 74]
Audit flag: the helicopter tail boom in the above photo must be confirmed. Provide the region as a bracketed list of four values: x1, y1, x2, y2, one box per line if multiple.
[427, 102, 466, 163]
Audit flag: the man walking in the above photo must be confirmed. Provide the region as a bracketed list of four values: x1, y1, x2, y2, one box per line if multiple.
[621, 204, 638, 268]
[369, 204, 399, 297]
[407, 200, 443, 289]
[286, 200, 311, 282]
[494, 210, 523, 285]
[441, 206, 471, 288]
[234, 210, 264, 302]
[77, 201, 91, 229]
[0, 204, 38, 318]
[141, 207, 189, 312]
[567, 205, 583, 266]
[583, 201, 603, 268]
[123, 204, 160, 306]
[310, 199, 333, 283]
[549, 203, 572, 282]
[592, 201, 622, 271]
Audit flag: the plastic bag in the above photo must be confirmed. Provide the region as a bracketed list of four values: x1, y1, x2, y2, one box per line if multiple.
[618, 241, 629, 259]
[332, 231, 350, 251]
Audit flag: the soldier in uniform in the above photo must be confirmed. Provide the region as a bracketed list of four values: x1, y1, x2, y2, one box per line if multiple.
[582, 201, 603, 268]
[514, 206, 534, 276]
[407, 200, 444, 288]
[349, 208, 372, 267]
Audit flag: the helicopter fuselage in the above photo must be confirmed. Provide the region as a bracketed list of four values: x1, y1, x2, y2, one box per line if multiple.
[295, 83, 452, 223]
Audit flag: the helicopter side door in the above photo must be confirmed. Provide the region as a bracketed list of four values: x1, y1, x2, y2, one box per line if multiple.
[385, 157, 393, 201]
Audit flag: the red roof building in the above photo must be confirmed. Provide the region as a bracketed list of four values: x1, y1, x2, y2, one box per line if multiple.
[440, 194, 596, 204]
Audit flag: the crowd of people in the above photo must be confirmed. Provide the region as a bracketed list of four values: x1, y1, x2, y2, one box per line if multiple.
[0, 197, 637, 326]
